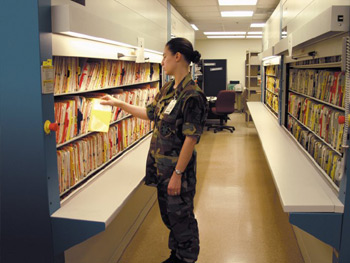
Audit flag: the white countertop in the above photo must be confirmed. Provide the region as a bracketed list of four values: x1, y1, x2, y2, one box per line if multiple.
[248, 102, 344, 213]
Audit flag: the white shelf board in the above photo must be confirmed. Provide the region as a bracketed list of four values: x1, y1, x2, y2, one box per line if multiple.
[248, 102, 344, 213]
[52, 135, 152, 225]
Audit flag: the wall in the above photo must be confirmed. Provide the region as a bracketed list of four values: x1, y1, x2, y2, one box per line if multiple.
[171, 5, 195, 45]
[195, 39, 262, 86]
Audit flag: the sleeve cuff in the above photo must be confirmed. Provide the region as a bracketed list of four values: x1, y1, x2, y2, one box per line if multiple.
[182, 122, 203, 137]
[146, 104, 155, 121]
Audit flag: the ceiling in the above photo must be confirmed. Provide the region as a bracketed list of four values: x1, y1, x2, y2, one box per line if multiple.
[169, 0, 280, 40]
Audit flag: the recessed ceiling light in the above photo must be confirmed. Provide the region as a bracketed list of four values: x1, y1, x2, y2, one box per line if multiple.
[221, 11, 254, 17]
[204, 31, 246, 35]
[207, 36, 245, 39]
[246, 36, 262, 38]
[218, 0, 257, 5]
[191, 24, 199, 31]
[251, 23, 266, 27]
[247, 31, 262, 35]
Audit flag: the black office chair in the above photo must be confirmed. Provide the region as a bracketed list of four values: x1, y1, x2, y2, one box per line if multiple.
[207, 90, 236, 133]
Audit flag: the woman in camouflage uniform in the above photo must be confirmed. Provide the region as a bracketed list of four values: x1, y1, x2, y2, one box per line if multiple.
[101, 38, 207, 263]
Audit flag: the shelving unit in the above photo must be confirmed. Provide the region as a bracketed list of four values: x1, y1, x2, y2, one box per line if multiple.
[262, 56, 282, 120]
[245, 50, 261, 99]
[52, 55, 161, 199]
[248, 102, 344, 212]
[255, 3, 350, 259]
[49, 52, 163, 257]
[0, 1, 192, 262]
[284, 57, 346, 188]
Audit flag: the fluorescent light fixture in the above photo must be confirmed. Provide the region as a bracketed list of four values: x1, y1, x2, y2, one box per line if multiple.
[282, 31, 287, 35]
[191, 24, 199, 31]
[204, 31, 246, 35]
[246, 36, 262, 38]
[61, 31, 163, 55]
[251, 23, 266, 27]
[207, 36, 245, 39]
[247, 31, 262, 35]
[262, 55, 278, 61]
[64, 31, 136, 48]
[219, 0, 257, 5]
[221, 11, 253, 17]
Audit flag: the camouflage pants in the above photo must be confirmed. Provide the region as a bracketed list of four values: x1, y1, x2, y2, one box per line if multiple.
[157, 183, 199, 263]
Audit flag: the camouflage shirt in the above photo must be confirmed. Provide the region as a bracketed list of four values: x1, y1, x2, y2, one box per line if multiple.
[145, 73, 208, 189]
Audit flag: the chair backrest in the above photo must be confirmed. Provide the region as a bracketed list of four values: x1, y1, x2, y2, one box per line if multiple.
[215, 90, 235, 113]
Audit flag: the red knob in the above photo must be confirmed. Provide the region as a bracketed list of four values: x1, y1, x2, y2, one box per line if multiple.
[49, 122, 58, 132]
[339, 116, 345, 124]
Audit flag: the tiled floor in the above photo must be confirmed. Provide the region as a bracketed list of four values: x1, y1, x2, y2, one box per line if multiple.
[118, 113, 304, 263]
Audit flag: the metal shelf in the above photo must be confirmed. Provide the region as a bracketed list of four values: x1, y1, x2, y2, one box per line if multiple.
[54, 80, 160, 97]
[265, 88, 279, 96]
[266, 74, 277, 77]
[288, 113, 342, 156]
[289, 90, 345, 111]
[290, 62, 341, 69]
[56, 114, 132, 148]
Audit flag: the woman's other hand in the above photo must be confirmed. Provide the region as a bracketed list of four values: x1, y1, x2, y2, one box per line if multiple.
[100, 95, 122, 107]
[167, 172, 182, 196]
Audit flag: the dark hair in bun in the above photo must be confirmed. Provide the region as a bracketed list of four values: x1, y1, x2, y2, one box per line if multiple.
[191, 50, 201, 64]
[166, 37, 201, 64]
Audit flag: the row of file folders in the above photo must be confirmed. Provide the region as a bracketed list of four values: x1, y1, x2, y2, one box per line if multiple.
[265, 91, 279, 114]
[287, 116, 342, 186]
[266, 76, 279, 94]
[57, 117, 153, 194]
[289, 69, 345, 108]
[265, 65, 279, 76]
[54, 84, 158, 145]
[288, 93, 344, 153]
[53, 56, 160, 95]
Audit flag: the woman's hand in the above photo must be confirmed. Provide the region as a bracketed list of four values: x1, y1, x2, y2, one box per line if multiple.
[100, 95, 123, 107]
[167, 172, 182, 196]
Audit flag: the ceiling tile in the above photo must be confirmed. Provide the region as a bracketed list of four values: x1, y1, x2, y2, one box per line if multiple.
[169, 0, 280, 39]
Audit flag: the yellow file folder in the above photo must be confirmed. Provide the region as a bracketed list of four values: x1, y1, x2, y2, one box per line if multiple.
[89, 99, 112, 133]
